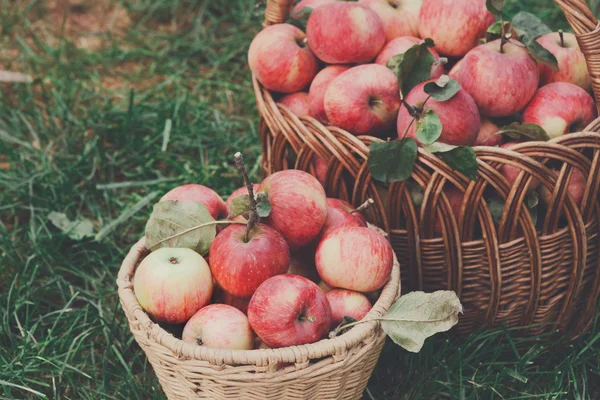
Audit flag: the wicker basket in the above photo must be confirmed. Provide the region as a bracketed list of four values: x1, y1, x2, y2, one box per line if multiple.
[255, 0, 600, 336]
[117, 228, 401, 399]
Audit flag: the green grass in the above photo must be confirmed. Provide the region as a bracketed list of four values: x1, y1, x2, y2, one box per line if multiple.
[0, 0, 598, 399]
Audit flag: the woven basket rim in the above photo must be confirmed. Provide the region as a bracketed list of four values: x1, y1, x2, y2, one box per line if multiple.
[117, 225, 401, 366]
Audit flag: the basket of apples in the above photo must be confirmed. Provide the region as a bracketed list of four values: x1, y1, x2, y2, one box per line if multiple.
[251, 0, 600, 337]
[117, 153, 462, 400]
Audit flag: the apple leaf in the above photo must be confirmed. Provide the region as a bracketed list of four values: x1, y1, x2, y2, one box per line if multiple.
[526, 190, 539, 209]
[368, 138, 418, 183]
[485, 21, 517, 43]
[48, 212, 95, 241]
[511, 11, 558, 71]
[486, 191, 538, 225]
[407, 179, 425, 207]
[423, 75, 461, 102]
[229, 195, 250, 219]
[387, 39, 436, 97]
[487, 196, 505, 224]
[497, 122, 550, 142]
[424, 143, 478, 181]
[415, 110, 442, 145]
[380, 291, 463, 353]
[255, 192, 272, 218]
[486, 0, 504, 15]
[145, 200, 216, 256]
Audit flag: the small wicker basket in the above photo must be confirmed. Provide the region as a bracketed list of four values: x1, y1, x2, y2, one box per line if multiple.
[255, 0, 600, 336]
[117, 228, 401, 399]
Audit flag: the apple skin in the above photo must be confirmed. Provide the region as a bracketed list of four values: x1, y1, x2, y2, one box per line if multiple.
[248, 24, 318, 93]
[212, 285, 251, 314]
[248, 274, 332, 348]
[316, 227, 394, 292]
[292, 0, 338, 15]
[418, 0, 495, 57]
[308, 65, 352, 123]
[306, 2, 385, 64]
[474, 118, 503, 146]
[161, 184, 228, 220]
[359, 0, 423, 40]
[312, 155, 328, 186]
[134, 248, 213, 324]
[499, 142, 541, 189]
[537, 32, 592, 91]
[375, 36, 444, 79]
[540, 168, 587, 207]
[318, 198, 368, 242]
[398, 80, 480, 146]
[319, 281, 333, 293]
[327, 198, 368, 226]
[209, 223, 290, 298]
[325, 64, 401, 136]
[261, 170, 328, 249]
[326, 289, 372, 328]
[522, 82, 597, 139]
[279, 92, 311, 117]
[182, 304, 254, 350]
[449, 39, 539, 117]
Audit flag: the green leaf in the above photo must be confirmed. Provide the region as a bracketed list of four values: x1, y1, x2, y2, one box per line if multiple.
[380, 291, 463, 353]
[145, 200, 216, 256]
[439, 146, 479, 181]
[511, 11, 558, 70]
[228, 195, 251, 219]
[287, 6, 313, 31]
[497, 122, 550, 142]
[407, 180, 424, 207]
[486, 0, 504, 15]
[526, 190, 539, 209]
[423, 141, 457, 153]
[487, 196, 505, 224]
[423, 75, 461, 102]
[387, 41, 436, 96]
[368, 138, 418, 183]
[48, 212, 95, 241]
[415, 110, 442, 145]
[255, 192, 272, 218]
[485, 21, 515, 42]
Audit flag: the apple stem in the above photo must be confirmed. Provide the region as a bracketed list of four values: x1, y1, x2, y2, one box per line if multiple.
[152, 220, 247, 248]
[559, 30, 564, 47]
[481, 131, 505, 145]
[234, 152, 259, 242]
[351, 198, 374, 214]
[402, 99, 419, 118]
[401, 117, 417, 139]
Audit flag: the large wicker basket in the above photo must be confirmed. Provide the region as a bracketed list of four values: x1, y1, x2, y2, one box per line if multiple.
[117, 230, 401, 399]
[255, 0, 600, 336]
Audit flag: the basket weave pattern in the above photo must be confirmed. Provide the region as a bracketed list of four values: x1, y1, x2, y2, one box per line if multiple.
[117, 229, 401, 399]
[256, 0, 600, 336]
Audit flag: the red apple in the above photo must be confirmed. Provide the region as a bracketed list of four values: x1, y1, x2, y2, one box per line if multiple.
[209, 223, 290, 298]
[133, 248, 213, 324]
[327, 198, 368, 226]
[540, 168, 587, 207]
[212, 286, 251, 314]
[316, 227, 394, 292]
[326, 289, 372, 328]
[418, 0, 495, 57]
[397, 80, 480, 146]
[325, 64, 401, 136]
[312, 155, 328, 186]
[225, 183, 262, 211]
[522, 82, 597, 139]
[248, 274, 332, 348]
[279, 92, 310, 117]
[537, 32, 591, 91]
[161, 184, 227, 220]
[449, 39, 539, 117]
[308, 65, 352, 123]
[474, 118, 503, 146]
[360, 0, 423, 40]
[318, 198, 367, 241]
[306, 2, 385, 64]
[248, 24, 318, 93]
[499, 142, 540, 189]
[261, 170, 328, 249]
[292, 0, 338, 16]
[375, 36, 444, 79]
[182, 304, 253, 350]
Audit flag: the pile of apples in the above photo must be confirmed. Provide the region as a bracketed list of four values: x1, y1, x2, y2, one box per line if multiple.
[249, 0, 597, 186]
[133, 162, 394, 350]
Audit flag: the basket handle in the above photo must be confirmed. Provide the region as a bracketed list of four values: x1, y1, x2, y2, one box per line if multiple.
[264, 0, 294, 26]
[554, 0, 600, 109]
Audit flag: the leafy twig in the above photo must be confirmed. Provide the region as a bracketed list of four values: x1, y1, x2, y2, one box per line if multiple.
[234, 152, 258, 242]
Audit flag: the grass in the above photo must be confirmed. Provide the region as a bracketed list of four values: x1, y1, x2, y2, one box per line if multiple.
[0, 0, 598, 398]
